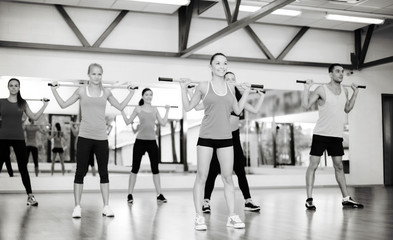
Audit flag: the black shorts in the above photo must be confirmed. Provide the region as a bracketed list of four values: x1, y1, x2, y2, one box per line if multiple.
[52, 147, 64, 153]
[197, 138, 233, 149]
[310, 135, 344, 157]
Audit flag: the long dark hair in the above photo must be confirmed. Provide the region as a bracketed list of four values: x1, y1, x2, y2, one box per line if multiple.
[138, 88, 152, 106]
[8, 78, 26, 110]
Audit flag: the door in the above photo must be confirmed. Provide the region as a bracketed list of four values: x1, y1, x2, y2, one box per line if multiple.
[382, 94, 393, 185]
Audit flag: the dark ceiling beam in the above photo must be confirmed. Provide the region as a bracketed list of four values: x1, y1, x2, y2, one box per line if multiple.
[231, 0, 242, 23]
[179, 0, 195, 51]
[0, 40, 179, 57]
[54, 5, 90, 47]
[222, 0, 232, 24]
[277, 26, 309, 60]
[361, 56, 393, 69]
[93, 10, 128, 47]
[197, 0, 218, 15]
[190, 54, 353, 68]
[222, 0, 274, 60]
[359, 24, 375, 66]
[0, 40, 355, 69]
[244, 26, 275, 60]
[180, 0, 295, 58]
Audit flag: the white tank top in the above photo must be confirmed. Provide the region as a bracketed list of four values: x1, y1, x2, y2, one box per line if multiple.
[313, 85, 347, 138]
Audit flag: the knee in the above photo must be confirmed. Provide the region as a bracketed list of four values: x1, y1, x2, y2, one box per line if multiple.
[333, 162, 344, 172]
[74, 174, 85, 184]
[221, 174, 234, 185]
[131, 167, 140, 174]
[196, 172, 208, 185]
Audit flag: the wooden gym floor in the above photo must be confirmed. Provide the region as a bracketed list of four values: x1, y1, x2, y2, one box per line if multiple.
[0, 185, 392, 240]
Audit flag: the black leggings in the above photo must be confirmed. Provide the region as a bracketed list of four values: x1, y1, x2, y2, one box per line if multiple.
[0, 146, 14, 176]
[0, 140, 32, 194]
[74, 137, 109, 184]
[132, 139, 159, 174]
[26, 146, 39, 168]
[204, 129, 251, 200]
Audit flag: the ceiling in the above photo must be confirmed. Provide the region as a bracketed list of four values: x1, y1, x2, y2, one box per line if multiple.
[10, 0, 393, 31]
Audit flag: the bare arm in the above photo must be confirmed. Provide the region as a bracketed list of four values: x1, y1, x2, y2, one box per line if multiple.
[301, 80, 322, 109]
[180, 79, 205, 112]
[156, 106, 170, 126]
[232, 84, 251, 115]
[245, 91, 265, 114]
[24, 101, 49, 121]
[107, 88, 136, 111]
[344, 84, 359, 113]
[50, 85, 80, 109]
[121, 107, 139, 125]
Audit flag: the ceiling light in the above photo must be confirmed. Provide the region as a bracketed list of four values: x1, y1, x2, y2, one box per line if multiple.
[326, 14, 385, 24]
[271, 9, 302, 16]
[239, 5, 301, 16]
[126, 0, 190, 6]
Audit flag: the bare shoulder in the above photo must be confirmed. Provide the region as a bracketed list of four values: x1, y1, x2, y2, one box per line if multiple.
[196, 81, 209, 94]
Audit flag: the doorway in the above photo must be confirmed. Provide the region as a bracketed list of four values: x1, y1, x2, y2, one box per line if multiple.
[382, 94, 393, 185]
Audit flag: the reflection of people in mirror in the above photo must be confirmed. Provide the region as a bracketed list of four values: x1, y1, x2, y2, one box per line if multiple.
[302, 63, 363, 210]
[24, 118, 47, 176]
[50, 122, 66, 176]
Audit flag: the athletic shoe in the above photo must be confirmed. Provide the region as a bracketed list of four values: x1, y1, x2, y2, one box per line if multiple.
[244, 199, 260, 212]
[202, 199, 211, 213]
[342, 197, 364, 208]
[102, 206, 115, 217]
[195, 215, 207, 231]
[226, 215, 245, 229]
[127, 194, 133, 204]
[72, 205, 81, 218]
[305, 198, 316, 210]
[157, 194, 167, 203]
[27, 195, 38, 206]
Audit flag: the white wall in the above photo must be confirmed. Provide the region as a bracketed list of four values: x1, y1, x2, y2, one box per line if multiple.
[1, 1, 392, 184]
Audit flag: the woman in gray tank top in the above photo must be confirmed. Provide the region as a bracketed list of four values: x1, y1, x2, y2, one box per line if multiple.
[179, 53, 251, 231]
[50, 63, 136, 218]
[121, 88, 170, 204]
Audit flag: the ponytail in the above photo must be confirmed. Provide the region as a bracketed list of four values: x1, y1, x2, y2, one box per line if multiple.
[138, 98, 144, 106]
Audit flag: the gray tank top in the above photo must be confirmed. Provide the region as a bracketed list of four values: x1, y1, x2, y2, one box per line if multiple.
[136, 109, 156, 140]
[79, 86, 108, 140]
[199, 82, 234, 139]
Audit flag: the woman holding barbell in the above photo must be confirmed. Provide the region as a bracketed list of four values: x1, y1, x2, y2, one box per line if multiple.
[0, 78, 49, 206]
[121, 88, 170, 204]
[50, 63, 136, 218]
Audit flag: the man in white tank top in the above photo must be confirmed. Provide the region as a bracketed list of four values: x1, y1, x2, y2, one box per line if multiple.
[301, 63, 363, 210]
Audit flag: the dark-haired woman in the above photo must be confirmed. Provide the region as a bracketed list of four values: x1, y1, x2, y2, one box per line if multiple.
[0, 78, 48, 206]
[179, 53, 250, 231]
[121, 88, 170, 204]
[50, 122, 65, 175]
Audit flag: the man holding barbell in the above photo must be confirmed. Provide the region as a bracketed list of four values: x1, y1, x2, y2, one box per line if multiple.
[301, 63, 363, 210]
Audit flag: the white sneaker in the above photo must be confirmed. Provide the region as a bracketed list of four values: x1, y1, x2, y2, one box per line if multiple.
[195, 215, 207, 231]
[102, 206, 115, 217]
[226, 215, 245, 229]
[72, 205, 81, 218]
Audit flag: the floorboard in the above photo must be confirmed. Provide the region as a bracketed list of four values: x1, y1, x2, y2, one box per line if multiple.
[0, 186, 392, 240]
